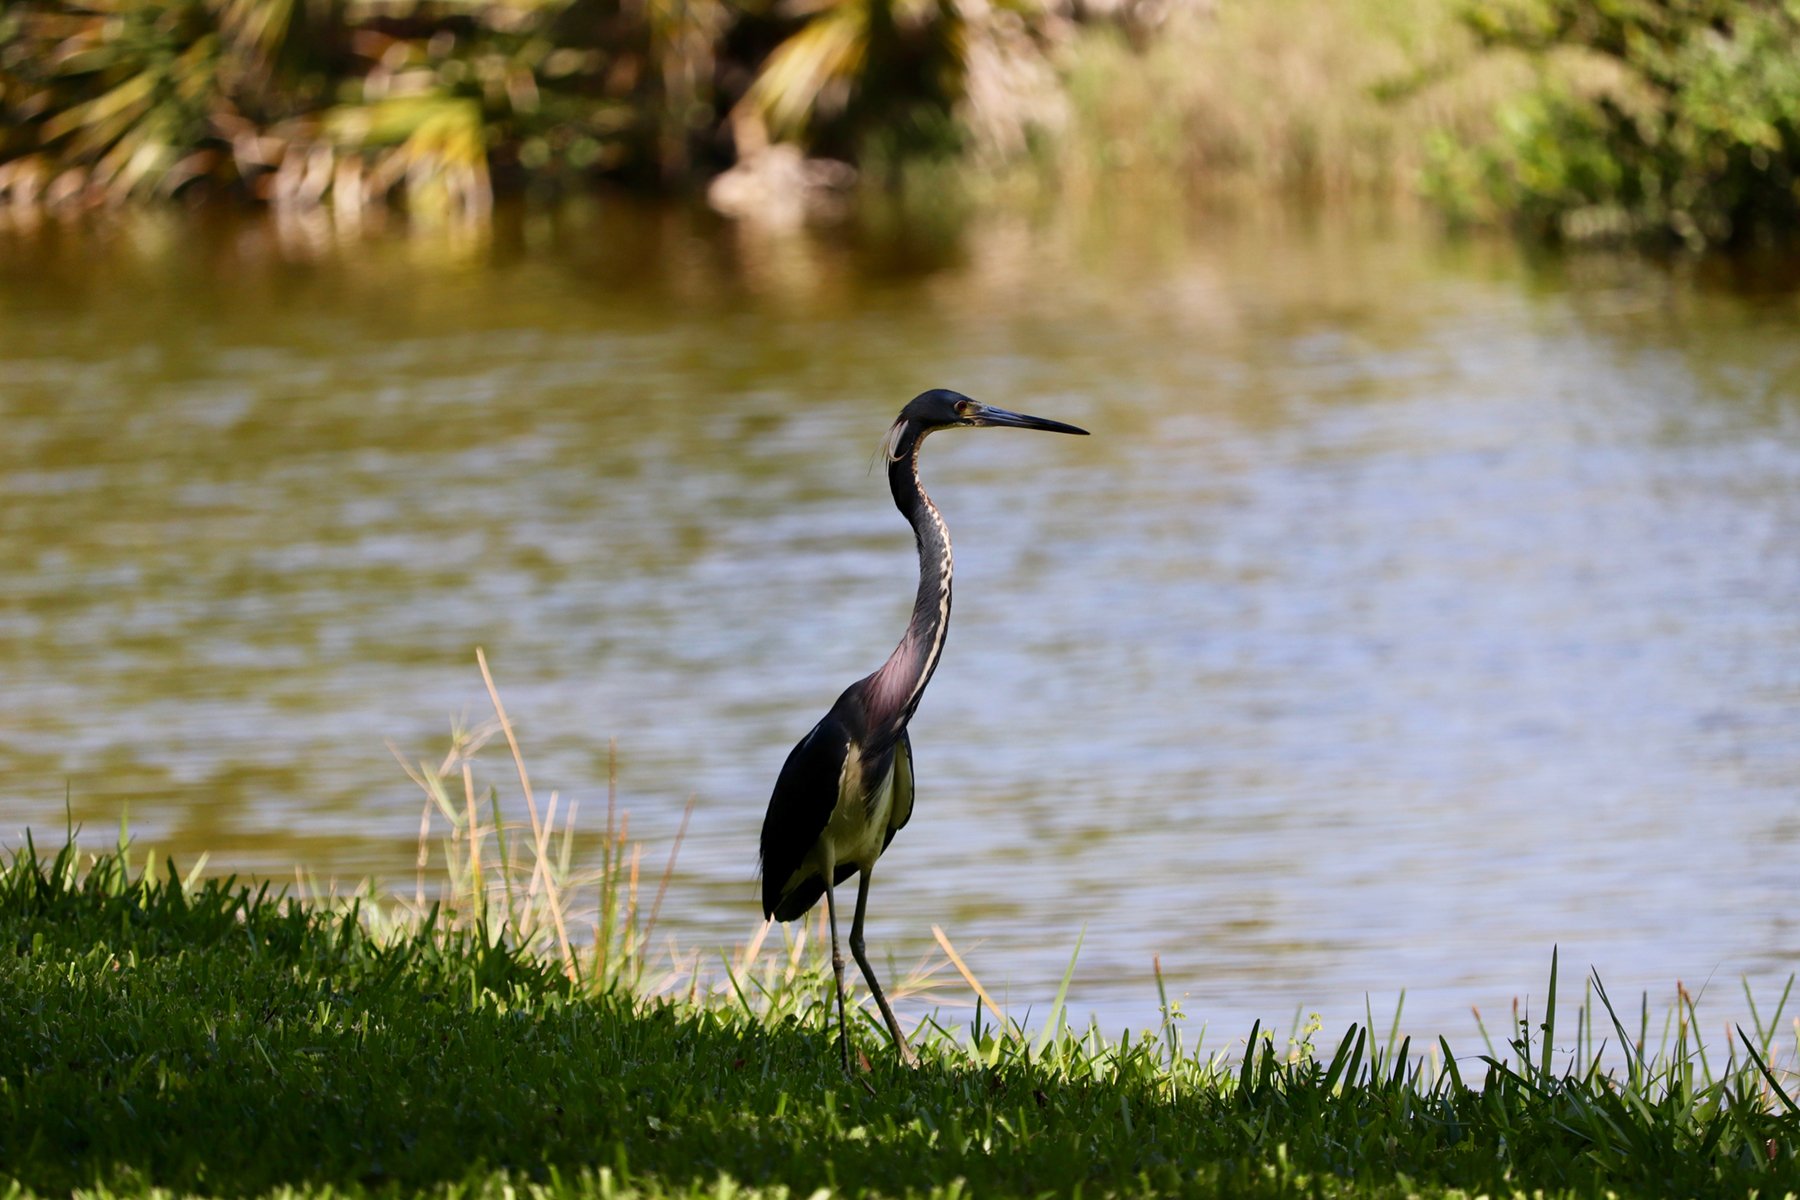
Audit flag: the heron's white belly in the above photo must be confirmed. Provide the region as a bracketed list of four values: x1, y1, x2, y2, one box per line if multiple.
[809, 741, 897, 879]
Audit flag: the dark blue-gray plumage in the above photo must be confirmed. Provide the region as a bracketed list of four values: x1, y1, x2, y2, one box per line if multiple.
[758, 388, 1088, 1069]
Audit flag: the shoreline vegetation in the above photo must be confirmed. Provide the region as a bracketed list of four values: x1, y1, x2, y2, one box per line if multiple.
[3, 0, 1800, 248]
[4, 663, 1798, 1198]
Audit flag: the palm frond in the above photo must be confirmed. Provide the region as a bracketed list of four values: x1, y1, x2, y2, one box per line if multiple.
[739, 0, 869, 138]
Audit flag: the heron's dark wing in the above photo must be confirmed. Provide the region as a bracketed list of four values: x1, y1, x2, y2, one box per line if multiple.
[882, 728, 914, 852]
[759, 713, 849, 921]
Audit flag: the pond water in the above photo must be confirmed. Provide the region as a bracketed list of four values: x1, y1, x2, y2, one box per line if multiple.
[2, 195, 1797, 1051]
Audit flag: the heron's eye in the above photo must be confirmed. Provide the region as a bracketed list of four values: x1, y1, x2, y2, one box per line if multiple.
[954, 400, 974, 417]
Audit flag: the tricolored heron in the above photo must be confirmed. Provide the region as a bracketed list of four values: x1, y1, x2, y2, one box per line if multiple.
[758, 388, 1088, 1069]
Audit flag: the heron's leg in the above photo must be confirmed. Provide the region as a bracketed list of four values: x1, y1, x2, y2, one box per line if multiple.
[849, 866, 918, 1068]
[822, 874, 852, 1072]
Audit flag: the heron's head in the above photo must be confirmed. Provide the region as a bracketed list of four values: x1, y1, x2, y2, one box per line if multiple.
[887, 389, 1088, 458]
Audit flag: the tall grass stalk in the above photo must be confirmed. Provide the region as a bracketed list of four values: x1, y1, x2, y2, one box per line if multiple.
[385, 649, 683, 994]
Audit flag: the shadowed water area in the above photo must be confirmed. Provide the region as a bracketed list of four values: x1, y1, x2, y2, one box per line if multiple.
[2, 197, 1797, 1045]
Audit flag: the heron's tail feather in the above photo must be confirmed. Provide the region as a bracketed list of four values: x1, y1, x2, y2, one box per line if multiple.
[764, 861, 861, 922]
[767, 875, 824, 922]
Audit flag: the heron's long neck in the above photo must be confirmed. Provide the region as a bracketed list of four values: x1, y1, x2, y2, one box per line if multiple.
[868, 425, 952, 738]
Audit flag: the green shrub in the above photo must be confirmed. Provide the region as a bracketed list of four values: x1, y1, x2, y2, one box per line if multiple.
[1429, 0, 1800, 246]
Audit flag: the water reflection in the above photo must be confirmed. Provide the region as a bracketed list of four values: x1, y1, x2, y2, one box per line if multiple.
[1, 197, 1796, 1046]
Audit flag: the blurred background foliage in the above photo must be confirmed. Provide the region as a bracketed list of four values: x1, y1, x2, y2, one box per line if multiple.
[2, 0, 1799, 247]
[0, 0, 1029, 216]
[1430, 0, 1800, 247]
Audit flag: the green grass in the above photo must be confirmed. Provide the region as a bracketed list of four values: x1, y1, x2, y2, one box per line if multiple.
[4, 668, 1798, 1198]
[3, 828, 1797, 1199]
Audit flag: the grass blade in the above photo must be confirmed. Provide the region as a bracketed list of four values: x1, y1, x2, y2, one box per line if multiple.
[1032, 924, 1084, 1058]
[1541, 945, 1558, 1081]
[1736, 1025, 1800, 1117]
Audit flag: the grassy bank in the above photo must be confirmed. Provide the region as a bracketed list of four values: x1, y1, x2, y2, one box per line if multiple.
[3, 825, 1798, 1198]
[1046, 0, 1517, 202]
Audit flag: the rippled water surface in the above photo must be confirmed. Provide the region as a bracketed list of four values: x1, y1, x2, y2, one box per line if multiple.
[3, 199, 1797, 1042]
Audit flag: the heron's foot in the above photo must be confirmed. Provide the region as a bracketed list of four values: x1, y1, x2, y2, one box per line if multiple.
[869, 1002, 918, 1069]
[890, 1029, 920, 1070]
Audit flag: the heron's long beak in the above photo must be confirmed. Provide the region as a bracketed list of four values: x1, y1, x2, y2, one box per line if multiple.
[974, 405, 1089, 435]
